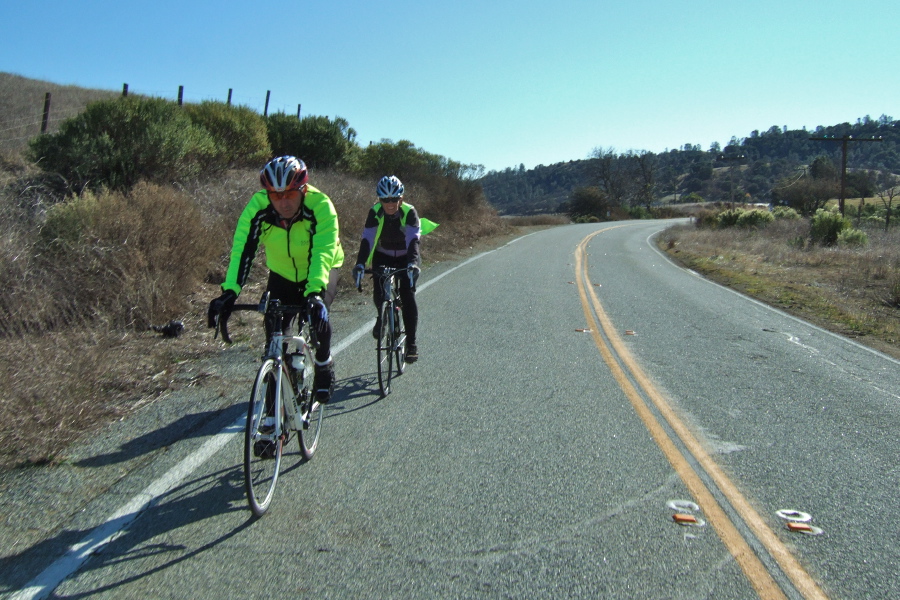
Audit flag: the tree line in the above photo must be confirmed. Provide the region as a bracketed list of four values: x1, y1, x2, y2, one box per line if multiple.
[480, 115, 900, 222]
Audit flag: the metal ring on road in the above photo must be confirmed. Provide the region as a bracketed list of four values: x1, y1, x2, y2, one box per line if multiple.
[776, 509, 812, 522]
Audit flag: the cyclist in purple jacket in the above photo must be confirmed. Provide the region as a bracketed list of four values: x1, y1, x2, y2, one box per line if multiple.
[352, 176, 422, 363]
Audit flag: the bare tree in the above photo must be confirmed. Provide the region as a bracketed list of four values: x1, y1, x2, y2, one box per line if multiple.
[772, 175, 837, 216]
[586, 147, 633, 207]
[632, 151, 657, 209]
[876, 171, 899, 230]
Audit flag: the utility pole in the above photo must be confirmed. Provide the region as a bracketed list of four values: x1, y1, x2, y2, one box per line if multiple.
[718, 154, 745, 205]
[810, 135, 883, 216]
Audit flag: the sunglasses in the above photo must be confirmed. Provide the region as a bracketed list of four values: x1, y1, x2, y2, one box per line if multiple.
[268, 189, 302, 201]
[380, 198, 401, 204]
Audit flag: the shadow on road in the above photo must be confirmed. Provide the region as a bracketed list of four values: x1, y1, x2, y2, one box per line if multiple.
[0, 462, 250, 595]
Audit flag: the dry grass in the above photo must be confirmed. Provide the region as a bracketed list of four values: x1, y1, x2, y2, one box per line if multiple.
[660, 219, 900, 360]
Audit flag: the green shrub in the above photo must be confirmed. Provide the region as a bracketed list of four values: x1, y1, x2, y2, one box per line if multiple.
[863, 215, 886, 228]
[184, 101, 270, 169]
[40, 192, 100, 247]
[680, 192, 705, 204]
[772, 206, 801, 220]
[736, 208, 775, 228]
[837, 228, 868, 247]
[717, 208, 745, 228]
[694, 209, 719, 228]
[29, 97, 217, 194]
[267, 113, 356, 169]
[809, 208, 849, 246]
[626, 206, 651, 220]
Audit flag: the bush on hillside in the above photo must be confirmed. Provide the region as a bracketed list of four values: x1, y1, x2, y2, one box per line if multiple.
[29, 97, 217, 194]
[717, 208, 745, 228]
[183, 101, 270, 169]
[809, 208, 850, 246]
[34, 181, 220, 330]
[837, 227, 868, 247]
[567, 186, 608, 221]
[693, 208, 719, 228]
[680, 192, 705, 204]
[266, 113, 357, 169]
[772, 206, 801, 220]
[735, 208, 775, 228]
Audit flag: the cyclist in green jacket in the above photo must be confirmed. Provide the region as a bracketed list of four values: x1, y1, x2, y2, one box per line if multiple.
[208, 156, 344, 401]
[353, 175, 424, 362]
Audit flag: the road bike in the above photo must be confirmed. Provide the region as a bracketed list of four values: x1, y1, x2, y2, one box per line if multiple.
[357, 266, 413, 397]
[213, 292, 324, 517]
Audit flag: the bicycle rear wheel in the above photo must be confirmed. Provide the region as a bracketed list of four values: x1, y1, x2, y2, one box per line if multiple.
[377, 302, 394, 396]
[295, 350, 323, 459]
[245, 359, 283, 517]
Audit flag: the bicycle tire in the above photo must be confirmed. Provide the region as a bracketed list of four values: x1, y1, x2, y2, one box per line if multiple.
[295, 346, 323, 459]
[244, 359, 283, 517]
[394, 305, 407, 375]
[377, 302, 394, 396]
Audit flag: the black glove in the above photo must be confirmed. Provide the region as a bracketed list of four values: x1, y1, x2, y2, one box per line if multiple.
[207, 290, 237, 328]
[353, 264, 365, 289]
[408, 263, 421, 288]
[306, 294, 329, 335]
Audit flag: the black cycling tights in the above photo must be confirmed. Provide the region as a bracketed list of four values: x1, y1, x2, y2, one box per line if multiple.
[265, 269, 339, 364]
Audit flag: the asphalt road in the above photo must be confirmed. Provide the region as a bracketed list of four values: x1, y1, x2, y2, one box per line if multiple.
[3, 220, 899, 599]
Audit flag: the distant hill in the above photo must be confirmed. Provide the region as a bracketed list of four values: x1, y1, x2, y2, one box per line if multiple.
[480, 116, 900, 215]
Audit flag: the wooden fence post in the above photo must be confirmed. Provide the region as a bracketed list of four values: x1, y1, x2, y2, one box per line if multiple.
[122, 83, 128, 97]
[264, 90, 270, 117]
[177, 86, 184, 106]
[41, 93, 51, 134]
[227, 89, 232, 105]
[297, 104, 301, 119]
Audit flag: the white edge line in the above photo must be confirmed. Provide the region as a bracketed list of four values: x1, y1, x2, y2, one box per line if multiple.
[14, 231, 530, 599]
[12, 419, 244, 600]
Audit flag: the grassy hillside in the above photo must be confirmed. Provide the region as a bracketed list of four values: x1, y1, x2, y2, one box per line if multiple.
[0, 72, 119, 153]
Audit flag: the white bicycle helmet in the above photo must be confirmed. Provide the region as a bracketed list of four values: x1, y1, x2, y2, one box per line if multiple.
[376, 175, 404, 199]
[260, 156, 308, 192]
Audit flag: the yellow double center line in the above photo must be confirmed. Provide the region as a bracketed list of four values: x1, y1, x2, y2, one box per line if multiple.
[575, 227, 827, 600]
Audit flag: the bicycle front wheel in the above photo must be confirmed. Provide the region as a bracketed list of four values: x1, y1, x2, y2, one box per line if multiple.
[245, 359, 283, 517]
[394, 305, 407, 375]
[377, 302, 394, 396]
[295, 350, 323, 459]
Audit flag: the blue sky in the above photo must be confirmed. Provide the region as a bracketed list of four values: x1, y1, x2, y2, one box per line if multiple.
[2, 0, 897, 173]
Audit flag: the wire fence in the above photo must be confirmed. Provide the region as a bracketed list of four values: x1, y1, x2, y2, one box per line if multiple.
[0, 81, 306, 153]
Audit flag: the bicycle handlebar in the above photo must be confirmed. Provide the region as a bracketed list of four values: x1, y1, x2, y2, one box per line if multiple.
[356, 265, 414, 292]
[213, 295, 306, 344]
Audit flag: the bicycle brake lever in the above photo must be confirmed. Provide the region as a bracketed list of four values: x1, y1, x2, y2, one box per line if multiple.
[214, 312, 233, 344]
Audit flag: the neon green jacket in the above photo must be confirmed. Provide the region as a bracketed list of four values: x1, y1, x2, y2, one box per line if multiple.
[222, 185, 344, 297]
